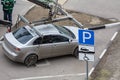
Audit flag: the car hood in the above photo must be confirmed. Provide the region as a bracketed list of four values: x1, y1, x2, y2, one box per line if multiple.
[4, 33, 23, 47]
[64, 26, 80, 40]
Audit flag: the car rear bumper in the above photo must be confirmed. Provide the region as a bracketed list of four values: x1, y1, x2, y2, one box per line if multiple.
[2, 42, 18, 62]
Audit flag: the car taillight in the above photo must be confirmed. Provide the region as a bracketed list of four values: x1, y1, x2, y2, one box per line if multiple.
[15, 47, 21, 51]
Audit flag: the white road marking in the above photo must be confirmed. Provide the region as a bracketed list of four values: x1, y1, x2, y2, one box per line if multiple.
[12, 73, 86, 80]
[111, 32, 118, 41]
[99, 49, 107, 59]
[89, 67, 95, 76]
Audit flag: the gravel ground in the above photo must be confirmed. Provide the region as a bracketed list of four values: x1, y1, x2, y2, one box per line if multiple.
[14, 5, 120, 80]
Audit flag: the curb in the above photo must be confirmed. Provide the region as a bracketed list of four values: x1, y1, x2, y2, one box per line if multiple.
[12, 4, 36, 27]
[21, 4, 36, 17]
[88, 22, 120, 77]
[89, 30, 119, 77]
[87, 22, 120, 77]
[87, 22, 120, 30]
[62, 0, 68, 6]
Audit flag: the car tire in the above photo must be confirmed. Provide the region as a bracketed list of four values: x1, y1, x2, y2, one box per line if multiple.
[24, 54, 38, 67]
[73, 47, 79, 58]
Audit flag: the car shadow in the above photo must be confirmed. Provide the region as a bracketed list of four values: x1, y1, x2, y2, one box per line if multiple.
[37, 54, 77, 64]
[4, 54, 78, 68]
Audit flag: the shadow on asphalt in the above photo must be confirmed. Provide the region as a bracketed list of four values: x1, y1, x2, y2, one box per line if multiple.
[3, 54, 77, 68]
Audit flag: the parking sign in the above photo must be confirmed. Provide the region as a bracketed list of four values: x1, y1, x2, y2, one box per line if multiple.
[78, 29, 95, 62]
[78, 29, 94, 45]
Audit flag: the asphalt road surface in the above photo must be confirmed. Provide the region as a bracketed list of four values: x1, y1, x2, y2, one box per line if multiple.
[0, 0, 120, 80]
[64, 0, 120, 21]
[0, 26, 119, 80]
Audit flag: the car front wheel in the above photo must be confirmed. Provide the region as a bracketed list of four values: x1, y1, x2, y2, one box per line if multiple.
[24, 54, 38, 67]
[73, 47, 79, 58]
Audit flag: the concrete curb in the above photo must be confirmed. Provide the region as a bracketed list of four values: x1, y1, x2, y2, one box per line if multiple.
[89, 22, 120, 77]
[12, 4, 36, 27]
[62, 0, 68, 6]
[21, 4, 36, 17]
[87, 22, 120, 30]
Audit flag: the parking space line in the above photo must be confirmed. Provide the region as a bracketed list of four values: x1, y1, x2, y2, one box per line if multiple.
[12, 73, 86, 80]
[99, 49, 107, 59]
[89, 67, 95, 76]
[111, 32, 118, 41]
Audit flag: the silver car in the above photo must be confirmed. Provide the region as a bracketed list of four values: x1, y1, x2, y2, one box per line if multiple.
[2, 24, 79, 66]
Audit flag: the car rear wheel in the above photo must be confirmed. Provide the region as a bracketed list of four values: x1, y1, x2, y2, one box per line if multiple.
[24, 54, 38, 67]
[73, 47, 79, 58]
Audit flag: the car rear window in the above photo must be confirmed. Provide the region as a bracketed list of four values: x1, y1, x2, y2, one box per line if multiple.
[13, 27, 33, 44]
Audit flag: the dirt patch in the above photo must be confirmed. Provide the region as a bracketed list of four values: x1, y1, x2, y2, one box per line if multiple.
[15, 5, 112, 29]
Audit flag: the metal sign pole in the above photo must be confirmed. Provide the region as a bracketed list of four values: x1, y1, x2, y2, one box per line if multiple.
[78, 29, 95, 80]
[84, 54, 89, 80]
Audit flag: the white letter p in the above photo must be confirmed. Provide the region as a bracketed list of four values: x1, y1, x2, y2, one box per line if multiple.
[83, 32, 91, 43]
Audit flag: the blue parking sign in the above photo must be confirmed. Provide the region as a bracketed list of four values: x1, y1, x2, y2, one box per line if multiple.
[78, 29, 94, 45]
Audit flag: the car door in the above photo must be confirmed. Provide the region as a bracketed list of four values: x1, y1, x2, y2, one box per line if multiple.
[33, 36, 52, 59]
[37, 35, 54, 59]
[50, 35, 74, 57]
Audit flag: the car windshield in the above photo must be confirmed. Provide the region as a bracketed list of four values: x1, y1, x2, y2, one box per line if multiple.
[54, 25, 75, 38]
[13, 27, 33, 44]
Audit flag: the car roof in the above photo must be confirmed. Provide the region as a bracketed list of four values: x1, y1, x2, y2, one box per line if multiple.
[33, 24, 60, 35]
